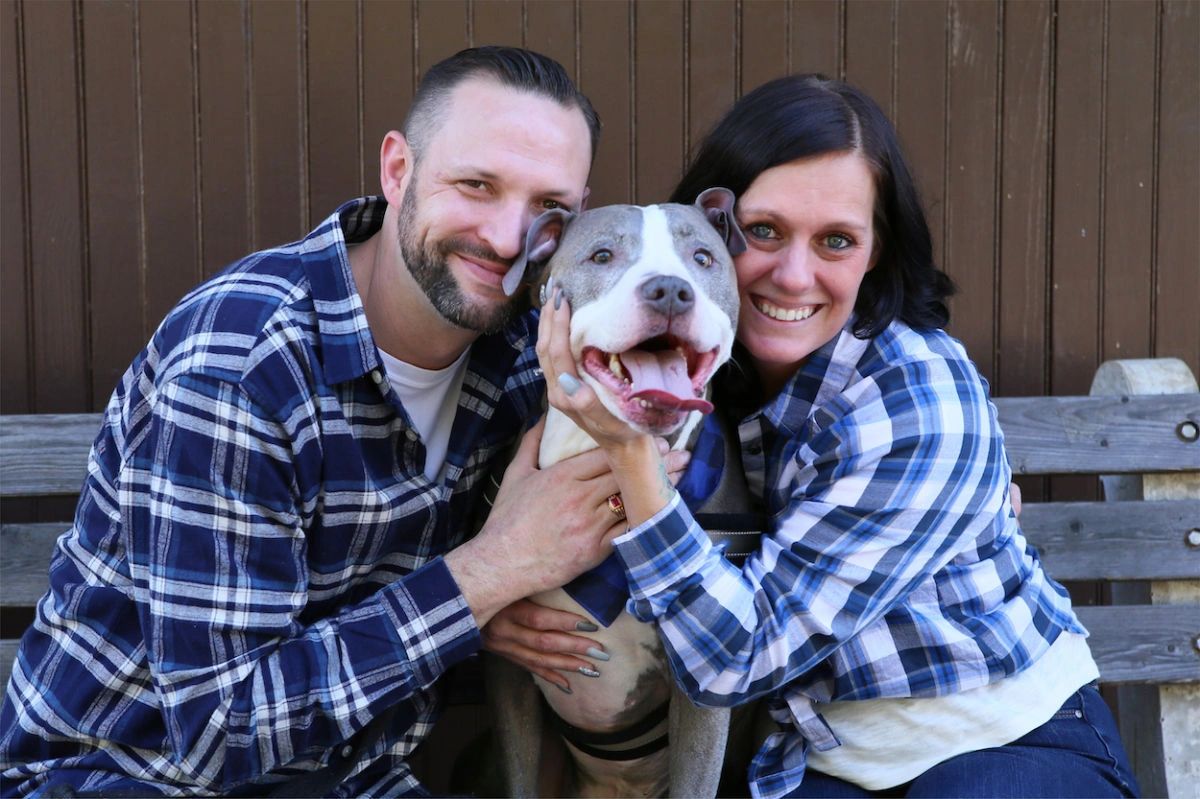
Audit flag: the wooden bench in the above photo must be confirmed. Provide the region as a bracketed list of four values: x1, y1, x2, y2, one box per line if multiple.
[2, 358, 1197, 795]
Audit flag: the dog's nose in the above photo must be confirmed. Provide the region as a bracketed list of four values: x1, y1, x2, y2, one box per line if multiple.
[640, 275, 695, 316]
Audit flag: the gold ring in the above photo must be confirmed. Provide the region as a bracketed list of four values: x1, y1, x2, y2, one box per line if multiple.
[606, 493, 626, 520]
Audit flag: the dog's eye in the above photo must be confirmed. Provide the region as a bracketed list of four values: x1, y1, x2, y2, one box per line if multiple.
[693, 250, 713, 267]
[591, 249, 613, 264]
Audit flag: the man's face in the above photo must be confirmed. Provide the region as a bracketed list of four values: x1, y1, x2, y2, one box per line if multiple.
[395, 78, 592, 334]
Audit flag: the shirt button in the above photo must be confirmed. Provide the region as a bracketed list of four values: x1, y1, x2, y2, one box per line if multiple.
[748, 443, 763, 456]
[406, 429, 418, 442]
[341, 744, 354, 758]
[371, 370, 384, 384]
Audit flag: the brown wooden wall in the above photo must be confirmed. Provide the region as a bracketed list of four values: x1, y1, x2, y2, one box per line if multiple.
[3, 0, 1198, 421]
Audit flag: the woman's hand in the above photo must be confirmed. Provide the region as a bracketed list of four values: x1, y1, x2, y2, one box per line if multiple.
[537, 282, 647, 452]
[482, 599, 610, 693]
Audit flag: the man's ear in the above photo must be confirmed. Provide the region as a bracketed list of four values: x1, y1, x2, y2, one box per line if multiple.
[379, 131, 412, 205]
[503, 208, 574, 297]
[694, 187, 747, 256]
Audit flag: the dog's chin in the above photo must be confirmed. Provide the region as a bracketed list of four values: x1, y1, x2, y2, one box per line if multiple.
[583, 377, 693, 437]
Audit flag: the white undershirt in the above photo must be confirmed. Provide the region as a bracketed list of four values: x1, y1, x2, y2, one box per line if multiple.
[378, 347, 470, 482]
[807, 631, 1099, 789]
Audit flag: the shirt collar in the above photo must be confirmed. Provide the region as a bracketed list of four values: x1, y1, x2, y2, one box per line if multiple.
[761, 317, 870, 434]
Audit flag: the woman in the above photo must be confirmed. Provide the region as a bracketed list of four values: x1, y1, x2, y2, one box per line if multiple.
[490, 74, 1137, 798]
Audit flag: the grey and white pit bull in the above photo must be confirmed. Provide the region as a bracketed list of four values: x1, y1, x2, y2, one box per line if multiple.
[486, 189, 746, 798]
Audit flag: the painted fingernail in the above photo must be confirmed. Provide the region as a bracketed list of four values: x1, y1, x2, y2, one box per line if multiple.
[586, 647, 610, 662]
[556, 682, 573, 694]
[538, 282, 548, 305]
[578, 666, 601, 678]
[554, 287, 564, 310]
[575, 621, 599, 633]
[558, 374, 581, 396]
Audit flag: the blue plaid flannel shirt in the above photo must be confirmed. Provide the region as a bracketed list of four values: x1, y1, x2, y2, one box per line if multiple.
[613, 321, 1085, 798]
[0, 197, 544, 797]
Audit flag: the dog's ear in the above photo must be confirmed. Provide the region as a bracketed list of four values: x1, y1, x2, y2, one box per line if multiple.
[503, 208, 574, 297]
[694, 187, 747, 257]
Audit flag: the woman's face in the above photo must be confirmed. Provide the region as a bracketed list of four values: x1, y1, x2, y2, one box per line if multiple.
[733, 151, 877, 394]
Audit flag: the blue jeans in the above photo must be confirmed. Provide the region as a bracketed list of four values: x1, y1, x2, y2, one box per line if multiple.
[786, 685, 1139, 798]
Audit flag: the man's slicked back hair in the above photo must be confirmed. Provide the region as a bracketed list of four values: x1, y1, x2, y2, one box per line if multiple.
[403, 46, 601, 162]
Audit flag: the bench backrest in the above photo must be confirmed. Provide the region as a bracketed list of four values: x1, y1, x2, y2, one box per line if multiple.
[3, 395, 1198, 688]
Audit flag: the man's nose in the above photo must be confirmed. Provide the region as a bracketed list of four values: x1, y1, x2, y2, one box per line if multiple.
[478, 202, 528, 261]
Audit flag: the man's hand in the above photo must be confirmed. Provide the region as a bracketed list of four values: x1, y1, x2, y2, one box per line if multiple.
[446, 417, 626, 628]
[482, 599, 609, 693]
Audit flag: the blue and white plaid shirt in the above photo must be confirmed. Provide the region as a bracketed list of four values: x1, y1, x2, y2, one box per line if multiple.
[614, 321, 1085, 799]
[0, 197, 544, 797]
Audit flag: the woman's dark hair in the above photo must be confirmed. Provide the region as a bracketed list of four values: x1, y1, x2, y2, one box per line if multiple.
[671, 74, 954, 337]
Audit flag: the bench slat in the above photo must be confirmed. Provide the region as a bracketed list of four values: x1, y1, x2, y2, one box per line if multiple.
[994, 395, 1200, 475]
[1075, 605, 1200, 684]
[1021, 500, 1200, 581]
[0, 413, 103, 496]
[1, 523, 65, 607]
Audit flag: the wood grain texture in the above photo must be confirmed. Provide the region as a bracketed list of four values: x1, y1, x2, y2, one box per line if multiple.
[789, 0, 842, 77]
[0, 413, 103, 496]
[995, 395, 1200, 475]
[306, 0, 361, 227]
[580, 0, 631, 206]
[1022, 500, 1200, 582]
[1, 0, 30, 414]
[633, 0, 685, 204]
[360, 1, 413, 198]
[1076, 605, 1200, 684]
[0, 522, 62, 607]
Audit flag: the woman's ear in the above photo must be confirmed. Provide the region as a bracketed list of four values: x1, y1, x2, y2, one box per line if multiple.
[379, 131, 413, 206]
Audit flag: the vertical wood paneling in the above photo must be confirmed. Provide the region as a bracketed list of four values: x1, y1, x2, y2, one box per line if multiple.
[943, 0, 999, 382]
[580, 0, 631, 206]
[687, 1, 737, 157]
[523, 1, 575, 82]
[249, 0, 304, 250]
[1, 0, 30, 413]
[1154, 1, 1200, 371]
[197, 0, 250, 277]
[2, 0, 1198, 422]
[306, 0, 360, 226]
[471, 0, 523, 47]
[740, 0, 789, 94]
[1101, 1, 1156, 364]
[789, 0, 842, 77]
[360, 1, 413, 197]
[416, 1, 468, 75]
[82, 0, 143, 406]
[633, 0, 684, 203]
[23, 0, 87, 412]
[997, 1, 1051, 397]
[1050, 1, 1103, 397]
[139, 0, 199, 329]
[843, 0, 893, 118]
[894, 0, 948, 262]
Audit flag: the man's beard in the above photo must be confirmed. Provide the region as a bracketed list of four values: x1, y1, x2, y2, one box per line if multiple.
[396, 186, 526, 335]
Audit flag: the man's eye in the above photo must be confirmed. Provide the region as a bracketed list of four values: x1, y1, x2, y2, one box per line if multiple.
[825, 233, 853, 250]
[693, 249, 713, 267]
[590, 249, 613, 264]
[461, 180, 488, 192]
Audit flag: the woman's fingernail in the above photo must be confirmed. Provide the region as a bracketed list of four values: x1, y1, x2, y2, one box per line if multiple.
[554, 288, 564, 310]
[558, 374, 581, 396]
[586, 647, 610, 662]
[556, 682, 573, 694]
[578, 666, 601, 678]
[575, 621, 599, 632]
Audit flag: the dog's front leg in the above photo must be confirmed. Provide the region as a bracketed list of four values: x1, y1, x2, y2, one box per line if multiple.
[667, 684, 730, 797]
[485, 652, 545, 797]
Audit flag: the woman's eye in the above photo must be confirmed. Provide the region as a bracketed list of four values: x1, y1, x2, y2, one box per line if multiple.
[693, 250, 713, 267]
[541, 199, 562, 210]
[824, 233, 853, 250]
[745, 223, 777, 240]
[591, 249, 613, 264]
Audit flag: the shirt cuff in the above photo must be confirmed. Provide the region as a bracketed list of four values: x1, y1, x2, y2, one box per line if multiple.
[376, 557, 482, 689]
[613, 491, 715, 603]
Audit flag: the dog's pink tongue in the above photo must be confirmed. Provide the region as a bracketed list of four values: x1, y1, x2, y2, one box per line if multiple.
[623, 350, 713, 413]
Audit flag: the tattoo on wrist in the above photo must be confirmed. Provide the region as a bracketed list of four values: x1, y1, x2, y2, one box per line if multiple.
[657, 463, 673, 501]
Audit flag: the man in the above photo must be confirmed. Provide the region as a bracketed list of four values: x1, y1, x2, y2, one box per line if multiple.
[0, 47, 640, 797]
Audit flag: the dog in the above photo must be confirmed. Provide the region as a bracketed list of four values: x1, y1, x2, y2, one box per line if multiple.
[485, 188, 746, 798]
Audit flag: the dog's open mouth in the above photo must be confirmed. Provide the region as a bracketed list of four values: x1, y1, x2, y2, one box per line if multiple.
[581, 336, 718, 427]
